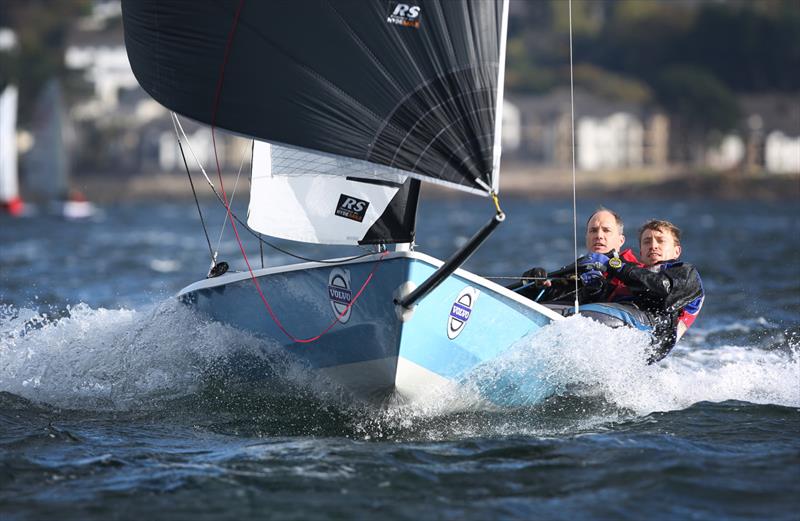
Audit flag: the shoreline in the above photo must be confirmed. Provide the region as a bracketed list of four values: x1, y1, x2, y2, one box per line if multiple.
[450, 165, 799, 201]
[64, 168, 799, 203]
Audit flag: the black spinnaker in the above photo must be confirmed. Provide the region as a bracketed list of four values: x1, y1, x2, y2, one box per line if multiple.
[122, 0, 507, 195]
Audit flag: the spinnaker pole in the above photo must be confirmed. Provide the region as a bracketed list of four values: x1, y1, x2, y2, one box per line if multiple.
[396, 199, 505, 311]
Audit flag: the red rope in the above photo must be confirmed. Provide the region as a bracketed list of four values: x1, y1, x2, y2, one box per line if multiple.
[208, 0, 388, 343]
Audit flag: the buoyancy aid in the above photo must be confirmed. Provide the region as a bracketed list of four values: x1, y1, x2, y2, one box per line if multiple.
[608, 258, 705, 361]
[605, 248, 643, 303]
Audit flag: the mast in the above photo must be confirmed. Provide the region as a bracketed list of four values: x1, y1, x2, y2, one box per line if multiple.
[396, 206, 505, 313]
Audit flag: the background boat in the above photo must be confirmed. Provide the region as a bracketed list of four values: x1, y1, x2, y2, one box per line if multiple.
[24, 78, 96, 220]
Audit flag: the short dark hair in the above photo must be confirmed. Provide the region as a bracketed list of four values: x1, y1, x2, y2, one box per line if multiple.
[586, 207, 624, 234]
[639, 219, 681, 245]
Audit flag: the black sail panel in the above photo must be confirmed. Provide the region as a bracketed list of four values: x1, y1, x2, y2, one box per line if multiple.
[360, 178, 420, 245]
[122, 0, 505, 194]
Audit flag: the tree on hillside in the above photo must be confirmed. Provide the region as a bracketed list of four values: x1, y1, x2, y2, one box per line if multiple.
[656, 65, 740, 163]
[684, 3, 800, 92]
[0, 0, 91, 121]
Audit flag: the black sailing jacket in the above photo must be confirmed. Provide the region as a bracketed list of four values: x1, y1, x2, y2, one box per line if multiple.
[608, 260, 704, 361]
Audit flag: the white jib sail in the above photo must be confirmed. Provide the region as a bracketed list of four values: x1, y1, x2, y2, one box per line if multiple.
[248, 141, 410, 245]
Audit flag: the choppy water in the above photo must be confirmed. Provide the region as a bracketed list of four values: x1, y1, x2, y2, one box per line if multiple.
[1, 197, 798, 520]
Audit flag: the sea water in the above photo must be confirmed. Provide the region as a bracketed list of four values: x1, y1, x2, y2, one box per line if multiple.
[1, 198, 798, 520]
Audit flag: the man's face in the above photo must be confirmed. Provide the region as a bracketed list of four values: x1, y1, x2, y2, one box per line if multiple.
[640, 228, 682, 266]
[585, 211, 625, 254]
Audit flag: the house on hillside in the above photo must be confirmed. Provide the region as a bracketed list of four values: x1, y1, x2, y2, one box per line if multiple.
[65, 19, 138, 122]
[503, 89, 669, 172]
[705, 95, 800, 175]
[742, 95, 800, 175]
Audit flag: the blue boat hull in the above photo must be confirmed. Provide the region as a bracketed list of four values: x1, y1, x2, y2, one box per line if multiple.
[177, 251, 564, 406]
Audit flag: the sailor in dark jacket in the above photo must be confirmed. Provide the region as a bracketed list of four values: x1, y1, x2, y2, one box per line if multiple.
[603, 219, 704, 361]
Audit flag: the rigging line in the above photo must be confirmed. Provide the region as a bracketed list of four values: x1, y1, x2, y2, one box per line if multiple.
[221, 203, 377, 262]
[172, 113, 215, 189]
[172, 112, 376, 265]
[213, 137, 252, 255]
[568, 0, 580, 313]
[484, 275, 570, 281]
[172, 111, 228, 259]
[172, 115, 215, 265]
[259, 233, 264, 269]
[207, 0, 388, 343]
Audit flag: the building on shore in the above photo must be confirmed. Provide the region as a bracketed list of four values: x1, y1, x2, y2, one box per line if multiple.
[503, 89, 669, 172]
[504, 89, 798, 176]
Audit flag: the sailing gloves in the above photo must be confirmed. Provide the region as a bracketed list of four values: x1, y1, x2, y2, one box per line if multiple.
[577, 252, 625, 273]
[521, 252, 626, 292]
[577, 253, 610, 272]
[577, 252, 624, 289]
[521, 267, 548, 288]
[579, 269, 604, 289]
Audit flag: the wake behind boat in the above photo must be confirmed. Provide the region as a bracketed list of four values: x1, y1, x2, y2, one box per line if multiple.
[121, 1, 645, 406]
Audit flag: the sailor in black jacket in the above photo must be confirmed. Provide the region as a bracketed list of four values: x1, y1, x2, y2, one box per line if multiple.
[605, 219, 704, 361]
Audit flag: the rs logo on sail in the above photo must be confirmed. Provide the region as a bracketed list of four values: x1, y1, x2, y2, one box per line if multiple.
[387, 3, 421, 28]
[447, 287, 479, 340]
[335, 194, 369, 222]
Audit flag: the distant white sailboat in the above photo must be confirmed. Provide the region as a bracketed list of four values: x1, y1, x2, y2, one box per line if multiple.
[25, 79, 95, 220]
[0, 83, 24, 217]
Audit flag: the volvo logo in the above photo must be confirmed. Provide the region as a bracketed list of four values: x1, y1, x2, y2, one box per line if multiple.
[447, 286, 479, 340]
[328, 268, 352, 323]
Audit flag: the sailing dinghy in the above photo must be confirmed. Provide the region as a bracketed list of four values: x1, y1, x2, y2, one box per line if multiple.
[26, 79, 96, 220]
[122, 0, 564, 405]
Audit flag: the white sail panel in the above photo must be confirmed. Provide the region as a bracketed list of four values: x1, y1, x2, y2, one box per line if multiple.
[248, 142, 412, 245]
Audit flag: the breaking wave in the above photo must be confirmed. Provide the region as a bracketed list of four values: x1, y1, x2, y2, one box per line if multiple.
[0, 301, 322, 411]
[1, 302, 797, 438]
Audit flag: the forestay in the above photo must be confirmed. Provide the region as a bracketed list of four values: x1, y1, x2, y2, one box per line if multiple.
[122, 0, 508, 196]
